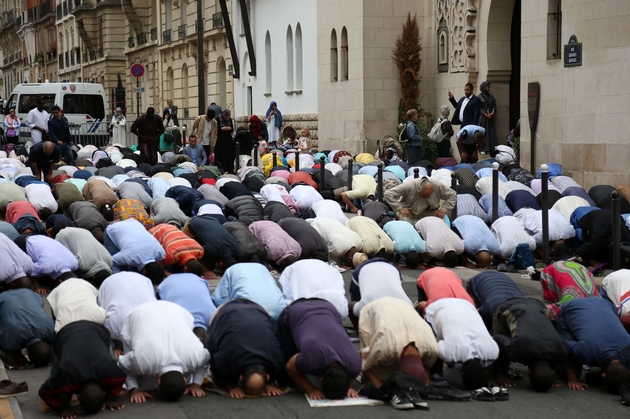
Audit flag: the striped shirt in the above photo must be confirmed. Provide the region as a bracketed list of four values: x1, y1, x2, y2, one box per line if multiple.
[550, 176, 580, 194]
[456, 194, 490, 223]
[149, 224, 204, 266]
[454, 167, 479, 189]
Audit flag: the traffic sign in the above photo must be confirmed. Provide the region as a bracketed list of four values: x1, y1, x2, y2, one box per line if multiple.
[130, 63, 145, 78]
[133, 87, 145, 93]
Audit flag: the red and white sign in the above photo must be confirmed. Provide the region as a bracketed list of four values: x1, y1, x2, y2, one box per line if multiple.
[70, 84, 76, 93]
[130, 63, 145, 78]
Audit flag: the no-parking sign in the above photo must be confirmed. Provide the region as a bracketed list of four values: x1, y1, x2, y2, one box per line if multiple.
[130, 63, 145, 78]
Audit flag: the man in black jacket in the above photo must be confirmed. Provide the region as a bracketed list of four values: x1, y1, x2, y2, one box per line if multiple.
[448, 83, 481, 127]
[206, 299, 285, 398]
[48, 105, 74, 165]
[278, 218, 329, 262]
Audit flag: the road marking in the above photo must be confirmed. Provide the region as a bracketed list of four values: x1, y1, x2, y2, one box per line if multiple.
[0, 398, 15, 419]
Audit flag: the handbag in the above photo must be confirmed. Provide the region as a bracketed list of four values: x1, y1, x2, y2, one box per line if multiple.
[163, 131, 174, 144]
[6, 128, 16, 137]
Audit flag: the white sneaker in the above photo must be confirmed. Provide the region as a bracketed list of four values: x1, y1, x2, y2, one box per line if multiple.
[329, 262, 346, 273]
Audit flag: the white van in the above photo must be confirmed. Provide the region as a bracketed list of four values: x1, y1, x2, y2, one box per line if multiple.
[3, 82, 109, 146]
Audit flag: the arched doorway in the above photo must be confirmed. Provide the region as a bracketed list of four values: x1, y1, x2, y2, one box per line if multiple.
[484, 0, 520, 142]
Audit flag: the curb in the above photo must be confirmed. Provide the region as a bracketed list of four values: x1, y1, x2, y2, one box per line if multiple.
[0, 361, 24, 419]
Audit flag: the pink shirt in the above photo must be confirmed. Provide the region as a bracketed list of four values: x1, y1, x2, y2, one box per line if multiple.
[416, 267, 474, 307]
[248, 220, 301, 265]
[5, 201, 40, 223]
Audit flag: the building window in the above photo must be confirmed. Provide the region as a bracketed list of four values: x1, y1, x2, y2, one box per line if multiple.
[218, 58, 227, 107]
[181, 0, 187, 28]
[265, 31, 272, 93]
[166, 0, 173, 31]
[340, 27, 348, 81]
[437, 18, 449, 73]
[295, 23, 303, 90]
[286, 26, 294, 91]
[330, 29, 338, 82]
[547, 0, 562, 60]
[182, 64, 188, 113]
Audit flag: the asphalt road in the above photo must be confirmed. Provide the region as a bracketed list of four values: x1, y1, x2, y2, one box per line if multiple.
[8, 267, 629, 419]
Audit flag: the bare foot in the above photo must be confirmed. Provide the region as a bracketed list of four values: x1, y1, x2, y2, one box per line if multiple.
[494, 373, 517, 387]
[553, 379, 562, 388]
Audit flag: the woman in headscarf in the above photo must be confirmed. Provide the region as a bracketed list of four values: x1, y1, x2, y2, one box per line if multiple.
[265, 101, 282, 146]
[159, 109, 176, 153]
[214, 109, 235, 173]
[249, 115, 267, 143]
[478, 81, 497, 154]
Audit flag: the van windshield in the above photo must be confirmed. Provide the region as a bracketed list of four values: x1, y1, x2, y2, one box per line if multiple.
[62, 94, 105, 118]
[18, 94, 56, 114]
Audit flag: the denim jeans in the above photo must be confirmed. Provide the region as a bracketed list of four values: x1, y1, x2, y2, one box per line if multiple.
[59, 143, 74, 166]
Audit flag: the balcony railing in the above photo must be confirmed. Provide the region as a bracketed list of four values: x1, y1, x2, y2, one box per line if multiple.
[137, 32, 147, 45]
[76, 48, 81, 64]
[150, 28, 157, 41]
[163, 29, 171, 44]
[42, 0, 52, 17]
[98, 47, 103, 58]
[128, 36, 135, 48]
[177, 24, 185, 40]
[212, 12, 223, 29]
[6, 9, 16, 25]
[89, 50, 96, 61]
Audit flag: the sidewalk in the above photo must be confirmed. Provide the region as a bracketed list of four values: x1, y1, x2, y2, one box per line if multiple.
[0, 361, 24, 419]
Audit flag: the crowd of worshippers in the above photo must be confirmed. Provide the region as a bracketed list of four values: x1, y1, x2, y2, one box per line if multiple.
[1, 133, 630, 413]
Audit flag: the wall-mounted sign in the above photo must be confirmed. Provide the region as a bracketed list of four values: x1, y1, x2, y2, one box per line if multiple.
[564, 35, 582, 67]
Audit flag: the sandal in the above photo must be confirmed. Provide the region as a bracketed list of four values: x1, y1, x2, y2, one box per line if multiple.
[491, 386, 509, 401]
[472, 387, 495, 402]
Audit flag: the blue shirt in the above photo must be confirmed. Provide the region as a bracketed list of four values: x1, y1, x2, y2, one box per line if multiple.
[383, 221, 426, 255]
[0, 288, 54, 352]
[456, 125, 486, 145]
[157, 273, 216, 330]
[479, 194, 513, 219]
[452, 215, 500, 255]
[468, 272, 525, 324]
[557, 297, 630, 368]
[212, 263, 287, 320]
[105, 219, 165, 271]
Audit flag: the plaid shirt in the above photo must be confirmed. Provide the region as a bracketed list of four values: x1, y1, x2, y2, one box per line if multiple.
[149, 223, 204, 266]
[113, 199, 154, 230]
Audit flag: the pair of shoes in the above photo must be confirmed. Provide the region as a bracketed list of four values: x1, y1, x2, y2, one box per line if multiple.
[471, 387, 495, 402]
[497, 263, 507, 272]
[491, 386, 509, 401]
[389, 388, 428, 410]
[0, 380, 28, 398]
[427, 384, 471, 401]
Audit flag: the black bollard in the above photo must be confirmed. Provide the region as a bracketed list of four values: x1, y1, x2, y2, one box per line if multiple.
[451, 173, 457, 222]
[414, 168, 420, 179]
[295, 152, 300, 172]
[319, 156, 326, 191]
[492, 162, 499, 224]
[377, 162, 383, 203]
[541, 164, 549, 265]
[347, 159, 354, 191]
[613, 191, 621, 270]
[272, 152, 277, 169]
[181, 125, 187, 150]
[235, 142, 240, 171]
[253, 142, 259, 167]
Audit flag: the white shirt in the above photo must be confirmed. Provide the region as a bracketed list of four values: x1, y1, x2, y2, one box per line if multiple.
[27, 108, 49, 144]
[260, 184, 291, 204]
[491, 216, 537, 259]
[289, 185, 323, 213]
[25, 183, 58, 213]
[551, 196, 591, 221]
[201, 117, 212, 145]
[415, 217, 464, 259]
[522, 209, 576, 247]
[424, 298, 499, 367]
[505, 181, 536, 196]
[311, 200, 349, 225]
[513, 207, 537, 220]
[279, 259, 349, 319]
[48, 278, 106, 333]
[345, 217, 395, 256]
[602, 269, 630, 316]
[459, 95, 471, 123]
[118, 300, 210, 390]
[215, 177, 240, 189]
[197, 203, 224, 216]
[97, 272, 156, 342]
[309, 217, 364, 258]
[352, 261, 412, 317]
[475, 177, 512, 200]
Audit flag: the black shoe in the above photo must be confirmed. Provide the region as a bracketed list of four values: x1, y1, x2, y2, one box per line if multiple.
[427, 384, 472, 401]
[389, 389, 414, 410]
[402, 388, 429, 410]
[621, 382, 630, 406]
[472, 387, 495, 402]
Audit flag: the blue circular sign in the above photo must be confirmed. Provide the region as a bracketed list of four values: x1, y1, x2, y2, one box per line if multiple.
[130, 63, 145, 78]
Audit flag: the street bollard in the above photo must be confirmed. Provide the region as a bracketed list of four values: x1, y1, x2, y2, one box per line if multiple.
[414, 168, 420, 179]
[272, 152, 277, 169]
[492, 162, 499, 224]
[613, 191, 621, 271]
[347, 159, 354, 191]
[181, 125, 187, 150]
[295, 152, 300, 172]
[235, 142, 240, 172]
[451, 173, 458, 222]
[319, 156, 326, 191]
[541, 164, 549, 265]
[377, 163, 383, 203]
[253, 142, 259, 167]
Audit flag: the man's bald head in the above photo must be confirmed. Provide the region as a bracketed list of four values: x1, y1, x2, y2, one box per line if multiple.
[476, 251, 492, 268]
[418, 181, 434, 199]
[42, 141, 55, 155]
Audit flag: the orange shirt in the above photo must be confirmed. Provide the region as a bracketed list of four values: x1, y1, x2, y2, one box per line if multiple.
[416, 267, 474, 307]
[149, 224, 204, 267]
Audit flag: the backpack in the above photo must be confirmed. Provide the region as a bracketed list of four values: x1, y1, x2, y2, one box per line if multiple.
[508, 243, 536, 270]
[427, 117, 447, 143]
[399, 123, 409, 144]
